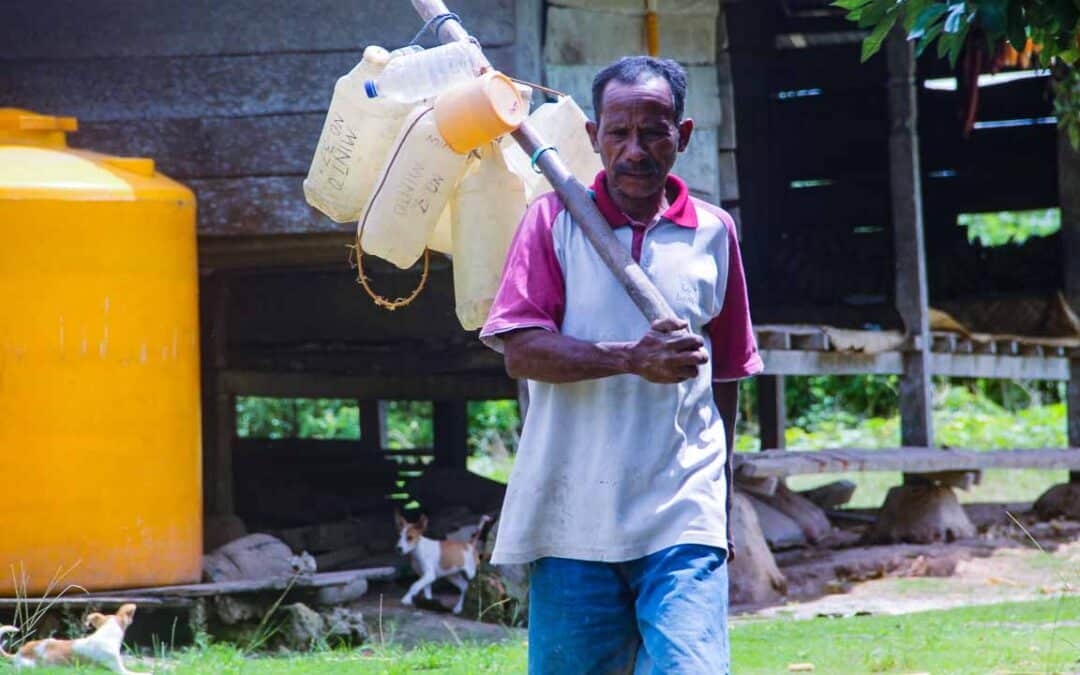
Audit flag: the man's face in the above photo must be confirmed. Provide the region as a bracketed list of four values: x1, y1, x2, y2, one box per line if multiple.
[586, 76, 693, 201]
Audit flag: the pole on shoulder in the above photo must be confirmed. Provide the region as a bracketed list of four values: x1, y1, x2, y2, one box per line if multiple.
[409, 0, 680, 325]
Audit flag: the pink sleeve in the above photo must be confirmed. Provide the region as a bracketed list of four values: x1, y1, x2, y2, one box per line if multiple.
[480, 193, 566, 353]
[706, 213, 764, 381]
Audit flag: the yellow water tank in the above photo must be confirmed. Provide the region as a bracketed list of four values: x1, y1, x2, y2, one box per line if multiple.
[0, 109, 202, 594]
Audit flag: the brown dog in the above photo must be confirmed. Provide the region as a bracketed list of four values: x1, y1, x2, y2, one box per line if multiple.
[0, 603, 144, 673]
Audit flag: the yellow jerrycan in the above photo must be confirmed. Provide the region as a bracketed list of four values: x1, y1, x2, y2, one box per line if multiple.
[359, 104, 470, 269]
[426, 206, 454, 255]
[304, 46, 414, 223]
[503, 96, 602, 202]
[451, 142, 527, 330]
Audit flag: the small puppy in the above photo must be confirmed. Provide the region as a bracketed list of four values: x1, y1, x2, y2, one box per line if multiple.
[0, 603, 144, 673]
[395, 512, 494, 614]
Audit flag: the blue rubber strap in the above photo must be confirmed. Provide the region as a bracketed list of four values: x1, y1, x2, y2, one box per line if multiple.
[530, 145, 558, 173]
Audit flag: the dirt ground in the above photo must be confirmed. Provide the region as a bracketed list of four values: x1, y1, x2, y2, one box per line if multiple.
[749, 535, 1080, 621]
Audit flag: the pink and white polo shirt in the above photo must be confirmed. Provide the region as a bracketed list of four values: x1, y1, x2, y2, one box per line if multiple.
[480, 171, 763, 565]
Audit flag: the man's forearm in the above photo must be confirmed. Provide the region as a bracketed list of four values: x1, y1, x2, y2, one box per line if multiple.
[503, 329, 634, 383]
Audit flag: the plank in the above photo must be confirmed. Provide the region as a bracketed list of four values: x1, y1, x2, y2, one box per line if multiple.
[549, 0, 719, 15]
[735, 447, 1080, 478]
[221, 371, 517, 400]
[81, 568, 398, 600]
[928, 353, 1070, 380]
[0, 0, 514, 59]
[191, 177, 344, 236]
[0, 46, 518, 122]
[757, 375, 786, 450]
[544, 5, 717, 65]
[544, 63, 728, 127]
[0, 596, 191, 608]
[675, 127, 720, 203]
[760, 350, 904, 376]
[198, 233, 356, 270]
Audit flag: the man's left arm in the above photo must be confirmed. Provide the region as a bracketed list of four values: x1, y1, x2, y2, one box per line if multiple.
[704, 209, 764, 562]
[713, 379, 740, 560]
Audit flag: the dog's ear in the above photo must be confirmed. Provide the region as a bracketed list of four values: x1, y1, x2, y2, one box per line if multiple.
[85, 612, 107, 629]
[116, 604, 136, 627]
[394, 509, 407, 531]
[417, 514, 428, 531]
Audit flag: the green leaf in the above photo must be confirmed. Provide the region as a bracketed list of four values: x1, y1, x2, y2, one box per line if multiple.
[975, 0, 1009, 37]
[915, 20, 947, 54]
[902, 0, 937, 31]
[909, 3, 949, 39]
[1005, 0, 1027, 51]
[861, 9, 901, 61]
[944, 2, 969, 33]
[858, 0, 894, 28]
[830, 0, 875, 9]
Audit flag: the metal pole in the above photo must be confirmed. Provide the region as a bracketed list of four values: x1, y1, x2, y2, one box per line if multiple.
[410, 0, 680, 325]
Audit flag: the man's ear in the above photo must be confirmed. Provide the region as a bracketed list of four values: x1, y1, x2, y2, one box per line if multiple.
[676, 117, 694, 153]
[586, 119, 601, 154]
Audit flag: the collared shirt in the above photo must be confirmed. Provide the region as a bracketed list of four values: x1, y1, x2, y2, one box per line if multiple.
[480, 171, 763, 565]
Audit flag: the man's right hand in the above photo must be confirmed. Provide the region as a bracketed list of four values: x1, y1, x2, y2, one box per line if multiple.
[628, 318, 708, 383]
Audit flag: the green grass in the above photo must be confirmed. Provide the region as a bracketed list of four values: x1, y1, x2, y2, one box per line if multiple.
[7, 598, 1078, 673]
[732, 597, 1080, 674]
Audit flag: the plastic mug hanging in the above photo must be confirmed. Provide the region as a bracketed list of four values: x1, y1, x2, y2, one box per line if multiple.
[434, 70, 527, 154]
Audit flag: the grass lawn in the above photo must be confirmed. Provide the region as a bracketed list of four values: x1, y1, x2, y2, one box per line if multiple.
[7, 597, 1077, 674]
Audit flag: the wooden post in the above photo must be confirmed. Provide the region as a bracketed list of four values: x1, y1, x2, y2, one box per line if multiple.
[433, 400, 470, 468]
[1060, 119, 1080, 480]
[758, 375, 786, 450]
[359, 401, 383, 453]
[886, 30, 934, 467]
[200, 273, 235, 516]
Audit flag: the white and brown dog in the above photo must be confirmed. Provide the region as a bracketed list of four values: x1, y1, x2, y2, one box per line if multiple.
[395, 512, 494, 614]
[0, 603, 145, 673]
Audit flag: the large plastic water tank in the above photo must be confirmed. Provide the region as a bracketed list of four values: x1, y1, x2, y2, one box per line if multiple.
[0, 109, 202, 594]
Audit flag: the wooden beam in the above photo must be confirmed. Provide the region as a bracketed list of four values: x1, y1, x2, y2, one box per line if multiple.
[1062, 122, 1080, 481]
[760, 349, 904, 375]
[886, 31, 934, 454]
[433, 400, 470, 469]
[200, 273, 235, 517]
[928, 353, 1071, 381]
[757, 375, 786, 450]
[221, 370, 517, 401]
[359, 402, 383, 454]
[734, 447, 1080, 479]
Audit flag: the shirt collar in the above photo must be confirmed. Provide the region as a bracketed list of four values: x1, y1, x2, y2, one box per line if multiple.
[589, 170, 698, 229]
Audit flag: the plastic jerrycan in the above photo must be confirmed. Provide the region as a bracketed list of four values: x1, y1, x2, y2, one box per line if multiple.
[502, 96, 602, 202]
[358, 104, 470, 269]
[451, 142, 527, 330]
[304, 46, 414, 223]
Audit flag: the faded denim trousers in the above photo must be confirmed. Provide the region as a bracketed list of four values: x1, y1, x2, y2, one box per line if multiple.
[528, 544, 730, 675]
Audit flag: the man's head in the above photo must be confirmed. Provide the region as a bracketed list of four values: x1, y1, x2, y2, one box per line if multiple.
[586, 56, 694, 201]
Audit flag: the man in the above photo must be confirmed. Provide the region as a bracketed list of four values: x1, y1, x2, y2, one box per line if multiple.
[480, 56, 762, 674]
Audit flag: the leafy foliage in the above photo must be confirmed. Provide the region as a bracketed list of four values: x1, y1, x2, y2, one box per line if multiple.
[957, 207, 1062, 246]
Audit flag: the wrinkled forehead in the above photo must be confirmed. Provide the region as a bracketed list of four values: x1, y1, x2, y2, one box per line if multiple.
[597, 76, 676, 124]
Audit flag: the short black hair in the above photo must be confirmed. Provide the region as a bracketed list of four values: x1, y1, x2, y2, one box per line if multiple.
[591, 56, 687, 121]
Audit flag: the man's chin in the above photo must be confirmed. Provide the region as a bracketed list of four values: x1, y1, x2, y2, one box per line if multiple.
[612, 173, 665, 198]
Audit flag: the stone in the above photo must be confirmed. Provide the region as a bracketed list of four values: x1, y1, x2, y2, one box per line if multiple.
[747, 494, 807, 549]
[277, 603, 325, 652]
[314, 575, 369, 606]
[799, 480, 857, 510]
[728, 491, 787, 606]
[1034, 483, 1080, 521]
[755, 482, 832, 544]
[322, 606, 368, 645]
[869, 485, 976, 544]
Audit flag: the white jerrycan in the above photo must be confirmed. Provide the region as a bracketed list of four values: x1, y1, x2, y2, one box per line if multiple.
[451, 142, 527, 330]
[304, 46, 414, 223]
[502, 96, 602, 202]
[358, 105, 470, 269]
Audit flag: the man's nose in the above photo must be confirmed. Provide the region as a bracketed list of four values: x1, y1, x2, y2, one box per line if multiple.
[623, 132, 648, 162]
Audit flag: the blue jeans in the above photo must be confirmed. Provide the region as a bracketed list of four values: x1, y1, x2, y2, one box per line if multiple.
[528, 544, 729, 675]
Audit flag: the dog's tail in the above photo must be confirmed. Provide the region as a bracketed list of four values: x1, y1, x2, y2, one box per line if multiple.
[0, 625, 19, 658]
[471, 514, 495, 548]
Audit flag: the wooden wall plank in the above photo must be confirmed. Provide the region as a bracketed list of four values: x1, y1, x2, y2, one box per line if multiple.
[0, 47, 518, 122]
[190, 176, 341, 236]
[544, 63, 724, 126]
[0, 0, 514, 59]
[549, 0, 719, 15]
[544, 5, 716, 65]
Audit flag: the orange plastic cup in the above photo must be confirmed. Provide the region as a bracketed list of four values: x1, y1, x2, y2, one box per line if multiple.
[434, 70, 526, 154]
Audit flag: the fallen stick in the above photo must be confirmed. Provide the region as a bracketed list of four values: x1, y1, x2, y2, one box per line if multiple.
[410, 0, 680, 326]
